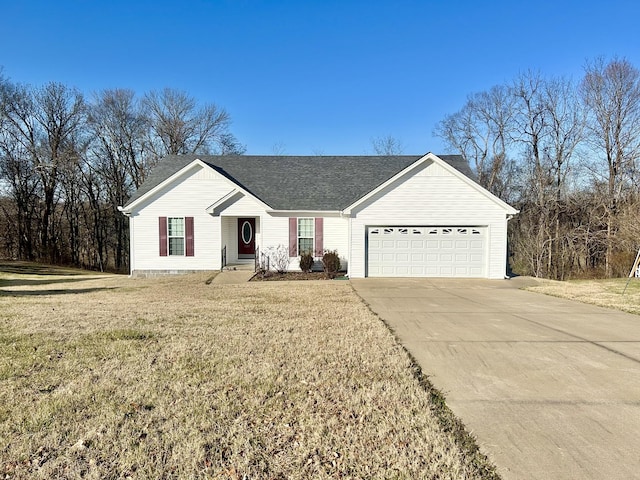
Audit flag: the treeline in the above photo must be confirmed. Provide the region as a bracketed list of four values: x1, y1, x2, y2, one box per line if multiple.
[2, 58, 639, 279]
[0, 73, 244, 272]
[435, 57, 640, 279]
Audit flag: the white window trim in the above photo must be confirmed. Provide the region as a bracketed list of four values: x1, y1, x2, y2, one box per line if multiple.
[297, 217, 315, 256]
[168, 217, 185, 256]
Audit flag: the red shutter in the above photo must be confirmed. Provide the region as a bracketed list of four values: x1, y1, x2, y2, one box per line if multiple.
[314, 217, 323, 257]
[289, 217, 297, 257]
[159, 217, 168, 256]
[185, 217, 194, 256]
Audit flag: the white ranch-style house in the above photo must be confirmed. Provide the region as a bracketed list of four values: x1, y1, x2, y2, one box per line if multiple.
[119, 153, 518, 278]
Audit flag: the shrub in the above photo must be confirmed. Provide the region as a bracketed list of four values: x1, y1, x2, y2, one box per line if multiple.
[299, 252, 314, 273]
[266, 244, 290, 273]
[322, 250, 341, 279]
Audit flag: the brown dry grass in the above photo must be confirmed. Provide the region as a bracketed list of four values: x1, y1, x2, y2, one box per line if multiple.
[526, 277, 640, 315]
[0, 264, 497, 479]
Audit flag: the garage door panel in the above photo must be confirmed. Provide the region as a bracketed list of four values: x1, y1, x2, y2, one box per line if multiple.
[368, 226, 486, 278]
[439, 266, 453, 275]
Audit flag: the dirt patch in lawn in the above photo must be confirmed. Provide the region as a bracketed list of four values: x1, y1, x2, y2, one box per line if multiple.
[0, 265, 498, 479]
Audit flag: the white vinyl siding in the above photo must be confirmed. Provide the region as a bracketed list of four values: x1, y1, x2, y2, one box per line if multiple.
[349, 159, 510, 279]
[130, 164, 227, 272]
[323, 217, 349, 270]
[258, 215, 349, 272]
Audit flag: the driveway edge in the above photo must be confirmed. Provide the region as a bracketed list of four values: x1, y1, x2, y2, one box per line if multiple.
[349, 282, 501, 480]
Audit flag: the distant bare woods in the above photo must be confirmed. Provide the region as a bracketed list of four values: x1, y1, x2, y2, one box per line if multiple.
[0, 79, 244, 272]
[434, 57, 640, 279]
[2, 56, 640, 279]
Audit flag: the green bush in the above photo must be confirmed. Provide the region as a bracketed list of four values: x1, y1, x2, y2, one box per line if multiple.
[299, 252, 314, 272]
[322, 250, 341, 279]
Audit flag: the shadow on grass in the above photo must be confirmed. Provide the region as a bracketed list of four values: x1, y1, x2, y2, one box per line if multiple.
[0, 287, 117, 297]
[0, 260, 108, 277]
[0, 260, 122, 288]
[0, 277, 105, 288]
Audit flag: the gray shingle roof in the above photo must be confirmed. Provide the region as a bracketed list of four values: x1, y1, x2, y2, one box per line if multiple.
[124, 154, 471, 211]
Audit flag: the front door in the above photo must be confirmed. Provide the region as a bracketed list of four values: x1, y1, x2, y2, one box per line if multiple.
[238, 218, 256, 258]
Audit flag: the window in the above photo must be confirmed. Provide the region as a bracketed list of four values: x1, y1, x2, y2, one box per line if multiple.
[168, 217, 185, 255]
[298, 218, 314, 255]
[159, 216, 194, 257]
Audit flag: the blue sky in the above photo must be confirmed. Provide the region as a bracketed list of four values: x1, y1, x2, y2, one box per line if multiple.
[2, 0, 640, 155]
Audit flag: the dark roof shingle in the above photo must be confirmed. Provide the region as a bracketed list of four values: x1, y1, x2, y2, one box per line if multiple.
[124, 154, 471, 211]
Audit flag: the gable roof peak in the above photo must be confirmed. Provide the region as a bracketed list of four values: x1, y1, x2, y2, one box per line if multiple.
[124, 153, 474, 211]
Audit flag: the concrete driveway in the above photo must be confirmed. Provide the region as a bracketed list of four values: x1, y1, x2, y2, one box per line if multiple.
[351, 277, 640, 480]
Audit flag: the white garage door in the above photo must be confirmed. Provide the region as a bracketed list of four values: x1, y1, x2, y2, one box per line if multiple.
[367, 226, 487, 277]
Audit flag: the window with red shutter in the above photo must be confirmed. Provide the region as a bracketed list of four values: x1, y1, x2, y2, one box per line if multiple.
[288, 217, 297, 257]
[185, 217, 194, 256]
[314, 218, 323, 256]
[159, 217, 168, 256]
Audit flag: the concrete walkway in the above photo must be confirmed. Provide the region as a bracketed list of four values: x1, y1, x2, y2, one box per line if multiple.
[351, 277, 640, 480]
[211, 269, 255, 284]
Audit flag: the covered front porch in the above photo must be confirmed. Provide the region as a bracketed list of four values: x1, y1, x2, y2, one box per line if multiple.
[220, 216, 261, 269]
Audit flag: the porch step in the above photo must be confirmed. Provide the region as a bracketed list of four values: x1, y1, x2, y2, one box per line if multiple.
[222, 263, 255, 271]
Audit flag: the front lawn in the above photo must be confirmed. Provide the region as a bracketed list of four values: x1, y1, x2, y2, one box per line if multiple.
[0, 266, 497, 479]
[526, 277, 640, 315]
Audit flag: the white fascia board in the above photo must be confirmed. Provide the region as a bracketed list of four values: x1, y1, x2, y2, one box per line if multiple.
[121, 159, 210, 213]
[342, 152, 519, 215]
[205, 189, 243, 215]
[427, 153, 520, 215]
[120, 158, 271, 214]
[267, 210, 342, 217]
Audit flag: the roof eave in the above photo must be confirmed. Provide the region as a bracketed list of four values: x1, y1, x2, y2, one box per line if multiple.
[343, 152, 518, 215]
[120, 158, 272, 214]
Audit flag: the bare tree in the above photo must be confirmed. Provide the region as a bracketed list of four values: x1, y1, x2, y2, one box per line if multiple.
[581, 57, 640, 276]
[371, 135, 404, 155]
[217, 132, 246, 155]
[87, 89, 149, 269]
[0, 72, 244, 271]
[540, 76, 585, 279]
[434, 85, 514, 197]
[0, 81, 86, 262]
[143, 88, 231, 158]
[271, 141, 287, 155]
